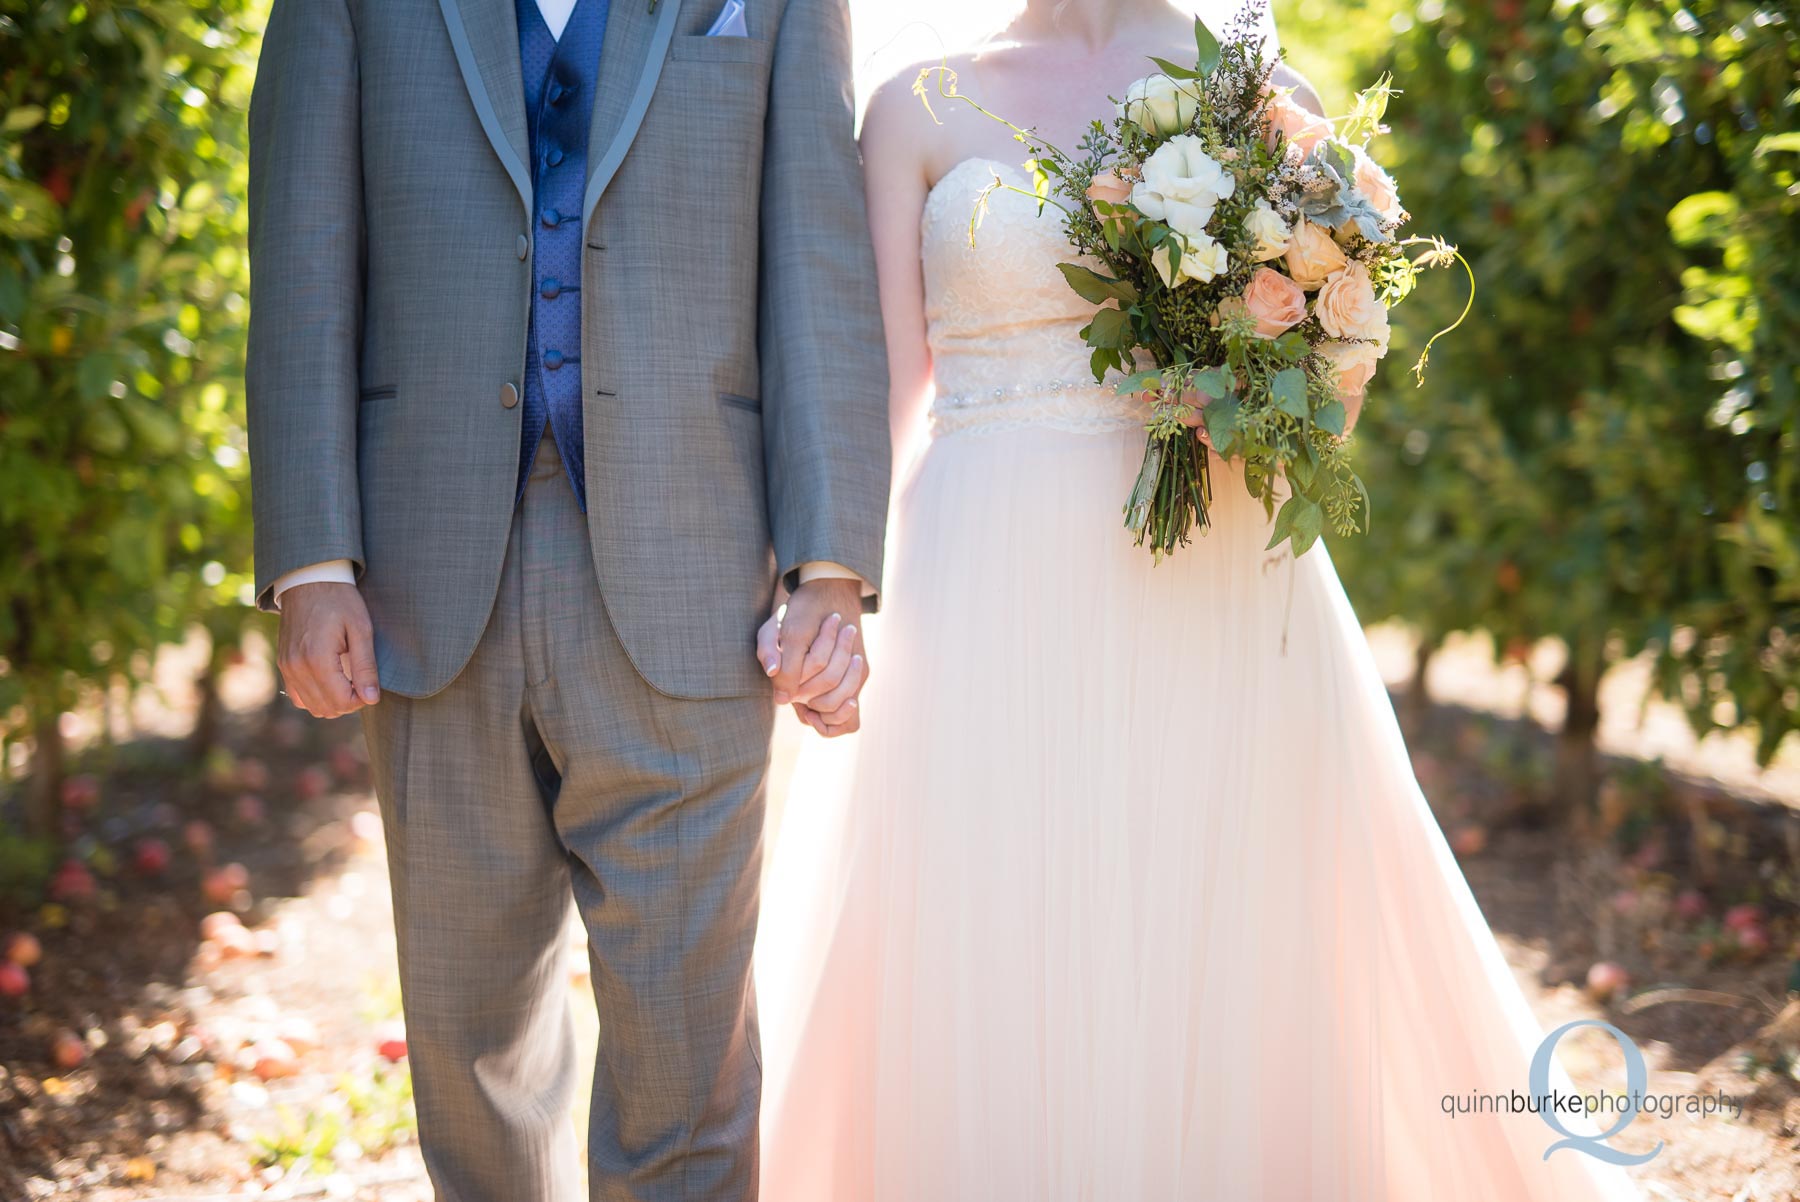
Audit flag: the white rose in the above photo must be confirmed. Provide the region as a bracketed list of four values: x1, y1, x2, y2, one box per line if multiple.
[1152, 231, 1230, 290]
[1131, 135, 1237, 239]
[1244, 199, 1291, 262]
[1116, 74, 1203, 137]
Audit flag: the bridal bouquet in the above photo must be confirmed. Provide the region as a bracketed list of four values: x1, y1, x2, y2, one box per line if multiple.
[919, 7, 1469, 558]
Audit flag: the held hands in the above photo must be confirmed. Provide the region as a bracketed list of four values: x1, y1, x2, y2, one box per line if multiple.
[756, 577, 868, 737]
[276, 582, 381, 719]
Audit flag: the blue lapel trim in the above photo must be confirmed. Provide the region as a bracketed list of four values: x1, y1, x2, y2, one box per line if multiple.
[437, 0, 534, 213]
[581, 0, 684, 232]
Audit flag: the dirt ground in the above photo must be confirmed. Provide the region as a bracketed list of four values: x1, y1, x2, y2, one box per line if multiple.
[2, 626, 1797, 1199]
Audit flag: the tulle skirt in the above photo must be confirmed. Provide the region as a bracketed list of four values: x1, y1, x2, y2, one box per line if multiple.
[755, 422, 1641, 1200]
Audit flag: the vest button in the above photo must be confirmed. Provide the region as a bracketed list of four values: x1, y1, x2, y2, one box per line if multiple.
[546, 147, 565, 167]
[541, 208, 561, 229]
[543, 349, 565, 371]
[500, 382, 520, 409]
[540, 277, 561, 300]
[515, 233, 529, 260]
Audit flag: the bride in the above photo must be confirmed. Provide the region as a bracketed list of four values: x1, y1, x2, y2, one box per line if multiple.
[754, 1, 1644, 1197]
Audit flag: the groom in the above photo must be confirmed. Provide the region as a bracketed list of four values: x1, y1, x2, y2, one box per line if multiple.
[244, 0, 889, 1197]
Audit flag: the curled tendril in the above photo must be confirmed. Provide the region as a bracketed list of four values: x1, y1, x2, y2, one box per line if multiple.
[1397, 236, 1475, 386]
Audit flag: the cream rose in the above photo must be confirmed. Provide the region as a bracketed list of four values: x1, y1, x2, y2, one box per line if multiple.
[1131, 135, 1236, 239]
[1153, 231, 1230, 290]
[1244, 199, 1291, 261]
[1282, 220, 1348, 291]
[1352, 149, 1403, 222]
[1264, 90, 1330, 156]
[1116, 74, 1203, 137]
[1086, 169, 1133, 229]
[1241, 267, 1308, 339]
[1313, 262, 1391, 343]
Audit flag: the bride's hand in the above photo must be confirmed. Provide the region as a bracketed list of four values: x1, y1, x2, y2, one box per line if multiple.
[1150, 387, 1215, 450]
[756, 603, 867, 737]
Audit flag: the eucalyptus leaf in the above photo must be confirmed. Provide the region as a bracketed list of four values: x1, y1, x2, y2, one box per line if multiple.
[1058, 262, 1140, 306]
[1193, 16, 1221, 75]
[1272, 368, 1309, 419]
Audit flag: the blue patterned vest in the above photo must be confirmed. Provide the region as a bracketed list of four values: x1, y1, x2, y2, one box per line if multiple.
[515, 0, 611, 509]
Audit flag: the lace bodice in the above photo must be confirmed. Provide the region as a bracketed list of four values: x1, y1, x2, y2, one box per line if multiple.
[922, 158, 1147, 437]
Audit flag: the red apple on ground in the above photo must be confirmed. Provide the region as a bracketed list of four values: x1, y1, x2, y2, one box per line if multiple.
[6, 932, 42, 967]
[377, 1022, 408, 1062]
[1724, 903, 1763, 934]
[48, 860, 96, 903]
[1448, 824, 1488, 857]
[59, 774, 100, 811]
[201, 863, 250, 907]
[329, 743, 363, 783]
[0, 962, 29, 998]
[234, 794, 267, 827]
[183, 820, 216, 858]
[1673, 889, 1707, 922]
[1735, 925, 1771, 958]
[134, 838, 172, 876]
[250, 1038, 300, 1080]
[1585, 961, 1630, 1001]
[51, 1030, 86, 1069]
[237, 758, 270, 791]
[294, 766, 329, 801]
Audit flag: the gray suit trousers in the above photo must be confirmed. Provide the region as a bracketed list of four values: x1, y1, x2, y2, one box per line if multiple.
[362, 429, 774, 1201]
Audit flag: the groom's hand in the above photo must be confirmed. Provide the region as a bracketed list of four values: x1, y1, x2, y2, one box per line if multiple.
[276, 582, 381, 719]
[758, 578, 868, 737]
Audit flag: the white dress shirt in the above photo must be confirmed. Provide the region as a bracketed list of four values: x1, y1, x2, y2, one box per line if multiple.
[268, 0, 866, 608]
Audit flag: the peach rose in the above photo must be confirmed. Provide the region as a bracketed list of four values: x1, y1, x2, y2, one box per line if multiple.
[1283, 220, 1348, 291]
[1316, 338, 1383, 398]
[1087, 169, 1133, 228]
[1352, 149, 1403, 222]
[1241, 267, 1308, 339]
[1264, 90, 1330, 156]
[1313, 262, 1390, 343]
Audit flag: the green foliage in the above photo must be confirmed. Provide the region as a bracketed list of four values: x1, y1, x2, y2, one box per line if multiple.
[0, 1, 262, 789]
[1330, 0, 1799, 763]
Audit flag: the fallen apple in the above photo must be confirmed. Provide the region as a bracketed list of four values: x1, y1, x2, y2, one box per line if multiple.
[1448, 824, 1488, 858]
[1585, 961, 1630, 1001]
[134, 838, 172, 876]
[0, 962, 29, 998]
[59, 774, 100, 811]
[1723, 903, 1763, 934]
[48, 860, 96, 903]
[5, 932, 42, 968]
[250, 1038, 300, 1080]
[1673, 889, 1707, 922]
[51, 1029, 87, 1069]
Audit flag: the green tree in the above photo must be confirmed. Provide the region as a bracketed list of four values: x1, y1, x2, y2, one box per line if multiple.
[1330, 0, 1798, 810]
[0, 0, 260, 837]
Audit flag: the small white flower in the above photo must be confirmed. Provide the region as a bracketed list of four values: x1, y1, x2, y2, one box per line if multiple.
[1152, 231, 1231, 289]
[1244, 199, 1291, 262]
[1131, 135, 1237, 239]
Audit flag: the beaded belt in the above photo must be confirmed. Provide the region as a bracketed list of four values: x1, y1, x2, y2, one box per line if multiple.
[928, 377, 1147, 438]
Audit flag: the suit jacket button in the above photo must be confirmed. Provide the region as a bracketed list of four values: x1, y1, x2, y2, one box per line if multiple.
[516, 233, 529, 260]
[500, 382, 520, 409]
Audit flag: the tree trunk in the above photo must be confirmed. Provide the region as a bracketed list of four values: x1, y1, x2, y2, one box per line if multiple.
[190, 658, 223, 761]
[1400, 637, 1436, 738]
[26, 712, 64, 842]
[1553, 643, 1603, 815]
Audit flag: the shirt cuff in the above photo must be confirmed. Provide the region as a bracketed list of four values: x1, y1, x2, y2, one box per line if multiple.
[271, 559, 357, 610]
[796, 560, 874, 597]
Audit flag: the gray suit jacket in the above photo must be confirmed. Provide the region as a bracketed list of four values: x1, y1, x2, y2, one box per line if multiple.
[246, 0, 890, 700]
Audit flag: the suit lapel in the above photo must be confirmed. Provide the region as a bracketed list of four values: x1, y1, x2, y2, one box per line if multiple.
[582, 0, 684, 230]
[438, 0, 533, 212]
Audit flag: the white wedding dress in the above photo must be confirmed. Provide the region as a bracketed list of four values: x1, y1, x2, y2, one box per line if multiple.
[754, 157, 1643, 1200]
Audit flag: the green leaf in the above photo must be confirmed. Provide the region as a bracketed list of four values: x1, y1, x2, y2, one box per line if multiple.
[3, 106, 45, 133]
[1274, 332, 1312, 362]
[1193, 366, 1233, 398]
[1266, 494, 1322, 553]
[1193, 16, 1221, 75]
[1203, 394, 1241, 452]
[1272, 368, 1309, 419]
[1114, 369, 1164, 397]
[1315, 398, 1347, 436]
[1088, 346, 1116, 382]
[1148, 56, 1203, 81]
[1080, 306, 1132, 349]
[1058, 262, 1140, 306]
[1754, 131, 1800, 157]
[1666, 191, 1738, 247]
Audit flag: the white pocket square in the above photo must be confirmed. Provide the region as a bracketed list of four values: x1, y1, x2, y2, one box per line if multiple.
[705, 0, 747, 36]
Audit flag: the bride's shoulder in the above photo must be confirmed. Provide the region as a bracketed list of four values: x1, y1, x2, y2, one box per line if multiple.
[860, 50, 989, 179]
